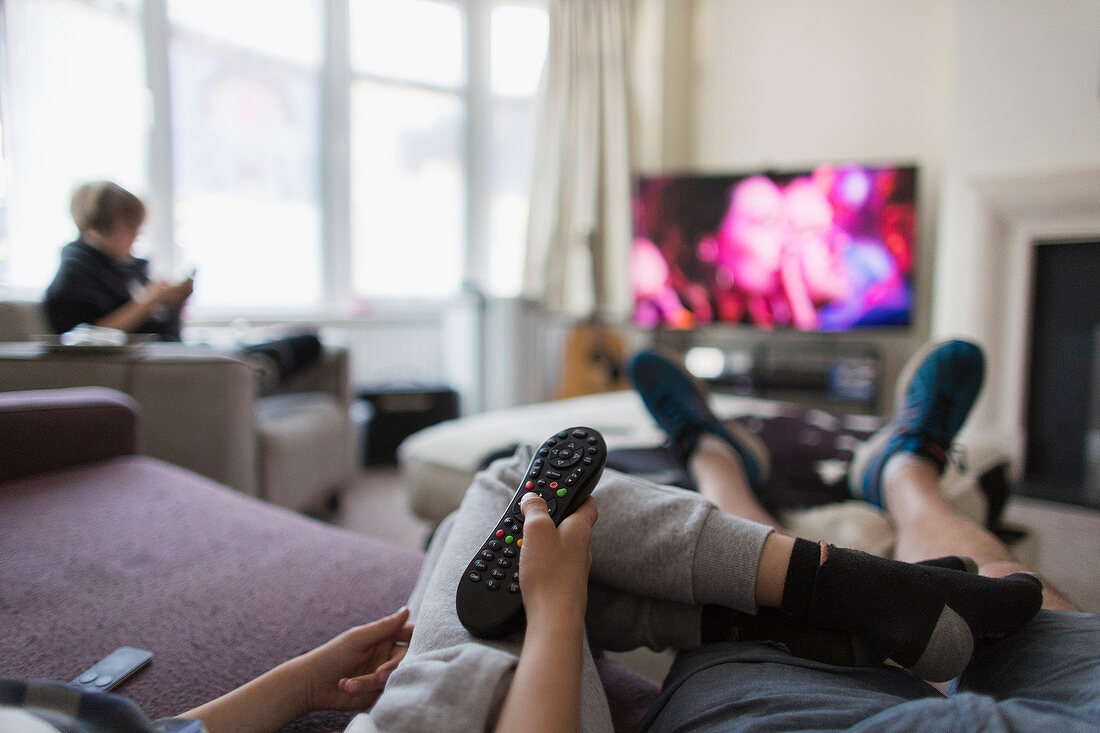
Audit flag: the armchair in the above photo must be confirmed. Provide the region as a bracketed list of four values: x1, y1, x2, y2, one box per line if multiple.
[0, 300, 354, 511]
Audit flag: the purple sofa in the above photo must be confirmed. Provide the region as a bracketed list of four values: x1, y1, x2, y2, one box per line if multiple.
[0, 388, 658, 732]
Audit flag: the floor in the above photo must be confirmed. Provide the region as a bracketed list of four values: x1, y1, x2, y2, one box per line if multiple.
[332, 465, 1100, 681]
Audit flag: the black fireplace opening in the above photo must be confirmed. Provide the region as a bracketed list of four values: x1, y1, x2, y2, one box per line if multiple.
[1022, 239, 1100, 509]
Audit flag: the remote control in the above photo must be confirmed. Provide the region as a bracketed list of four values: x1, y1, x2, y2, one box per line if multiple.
[70, 646, 153, 692]
[456, 426, 607, 638]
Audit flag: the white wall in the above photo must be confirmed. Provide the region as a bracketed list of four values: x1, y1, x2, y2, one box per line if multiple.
[935, 0, 1100, 336]
[691, 0, 954, 172]
[947, 0, 1100, 174]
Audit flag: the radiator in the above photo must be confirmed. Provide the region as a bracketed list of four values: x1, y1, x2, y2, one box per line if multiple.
[335, 317, 448, 387]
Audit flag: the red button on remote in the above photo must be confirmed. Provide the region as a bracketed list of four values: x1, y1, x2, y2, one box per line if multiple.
[525, 480, 534, 490]
[550, 482, 558, 490]
[496, 529, 504, 538]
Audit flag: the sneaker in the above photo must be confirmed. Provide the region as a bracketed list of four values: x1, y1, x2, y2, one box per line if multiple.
[849, 339, 985, 507]
[628, 349, 769, 489]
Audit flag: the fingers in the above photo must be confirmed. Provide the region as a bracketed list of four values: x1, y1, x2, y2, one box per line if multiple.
[556, 499, 596, 558]
[521, 494, 598, 544]
[345, 607, 411, 648]
[519, 493, 554, 540]
[338, 646, 409, 695]
[519, 492, 548, 518]
[563, 496, 598, 529]
[339, 670, 387, 695]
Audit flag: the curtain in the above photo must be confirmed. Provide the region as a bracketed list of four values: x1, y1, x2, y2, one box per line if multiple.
[523, 0, 638, 319]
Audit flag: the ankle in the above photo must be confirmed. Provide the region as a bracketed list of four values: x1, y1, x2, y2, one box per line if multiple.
[694, 432, 740, 462]
[881, 454, 942, 510]
[690, 433, 747, 478]
[755, 533, 795, 608]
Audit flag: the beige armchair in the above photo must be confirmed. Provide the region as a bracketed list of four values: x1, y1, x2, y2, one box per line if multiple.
[0, 300, 354, 511]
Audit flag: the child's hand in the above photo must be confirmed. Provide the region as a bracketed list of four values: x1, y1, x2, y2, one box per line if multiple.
[291, 608, 414, 713]
[517, 494, 598, 626]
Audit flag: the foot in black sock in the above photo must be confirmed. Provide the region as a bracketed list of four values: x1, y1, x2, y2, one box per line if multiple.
[699, 556, 979, 670]
[780, 539, 1043, 682]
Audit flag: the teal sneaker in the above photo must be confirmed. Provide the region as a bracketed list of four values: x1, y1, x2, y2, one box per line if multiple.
[849, 339, 985, 507]
[628, 349, 769, 489]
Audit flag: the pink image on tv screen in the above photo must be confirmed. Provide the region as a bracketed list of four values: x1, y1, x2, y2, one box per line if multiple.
[630, 164, 917, 332]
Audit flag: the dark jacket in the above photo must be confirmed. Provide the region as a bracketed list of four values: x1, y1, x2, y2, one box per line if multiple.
[43, 239, 180, 340]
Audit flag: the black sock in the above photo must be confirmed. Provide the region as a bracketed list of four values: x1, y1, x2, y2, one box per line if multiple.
[779, 539, 1043, 681]
[701, 604, 881, 667]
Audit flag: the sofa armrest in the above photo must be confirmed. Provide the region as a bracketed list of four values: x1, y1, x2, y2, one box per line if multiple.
[129, 349, 259, 495]
[0, 387, 140, 482]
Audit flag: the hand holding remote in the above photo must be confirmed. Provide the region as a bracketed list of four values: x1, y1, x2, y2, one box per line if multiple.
[456, 427, 607, 638]
[516, 492, 597, 626]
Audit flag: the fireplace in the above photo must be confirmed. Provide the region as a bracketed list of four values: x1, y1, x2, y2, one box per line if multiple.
[1023, 239, 1100, 508]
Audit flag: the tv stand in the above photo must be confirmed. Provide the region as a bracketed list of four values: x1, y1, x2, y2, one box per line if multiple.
[689, 340, 881, 415]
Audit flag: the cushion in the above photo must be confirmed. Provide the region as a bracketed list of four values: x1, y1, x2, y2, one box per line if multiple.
[256, 392, 353, 510]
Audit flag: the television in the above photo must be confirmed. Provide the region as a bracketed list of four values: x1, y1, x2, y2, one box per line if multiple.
[631, 163, 917, 332]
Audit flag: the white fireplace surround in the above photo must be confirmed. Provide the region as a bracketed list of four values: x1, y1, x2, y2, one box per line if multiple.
[952, 168, 1100, 467]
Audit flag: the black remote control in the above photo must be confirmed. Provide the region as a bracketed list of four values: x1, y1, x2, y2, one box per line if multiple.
[456, 426, 607, 638]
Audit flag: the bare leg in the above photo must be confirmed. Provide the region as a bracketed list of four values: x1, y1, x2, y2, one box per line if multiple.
[883, 455, 1077, 611]
[690, 434, 779, 527]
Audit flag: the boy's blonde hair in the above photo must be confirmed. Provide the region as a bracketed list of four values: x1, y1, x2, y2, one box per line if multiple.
[70, 181, 146, 235]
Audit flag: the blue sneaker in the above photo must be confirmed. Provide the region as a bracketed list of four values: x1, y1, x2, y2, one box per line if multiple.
[628, 349, 769, 489]
[849, 339, 985, 507]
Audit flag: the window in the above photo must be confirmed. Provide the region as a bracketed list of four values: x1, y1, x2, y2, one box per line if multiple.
[0, 0, 146, 291]
[167, 0, 323, 308]
[349, 0, 466, 298]
[487, 3, 548, 296]
[0, 0, 547, 308]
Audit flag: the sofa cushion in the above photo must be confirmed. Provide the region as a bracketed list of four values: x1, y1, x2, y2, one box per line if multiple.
[256, 392, 353, 511]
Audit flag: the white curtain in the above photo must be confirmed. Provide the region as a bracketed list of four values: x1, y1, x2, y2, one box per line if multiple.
[523, 0, 640, 318]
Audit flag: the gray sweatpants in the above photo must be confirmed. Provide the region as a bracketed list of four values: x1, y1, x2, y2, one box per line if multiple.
[367, 445, 772, 732]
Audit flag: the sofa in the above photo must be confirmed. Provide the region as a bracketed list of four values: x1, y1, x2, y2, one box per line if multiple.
[0, 388, 659, 732]
[0, 299, 354, 512]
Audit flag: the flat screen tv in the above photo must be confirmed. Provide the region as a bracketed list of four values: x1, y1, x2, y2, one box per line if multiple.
[631, 163, 917, 331]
